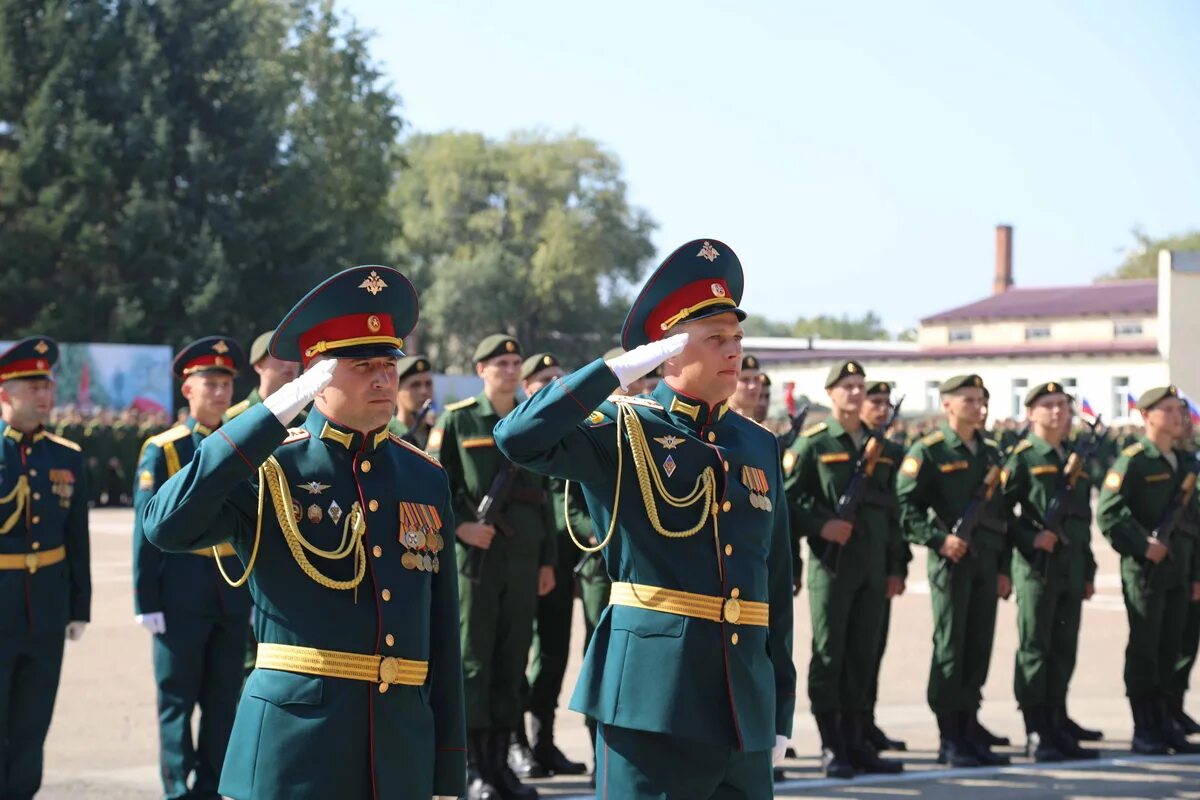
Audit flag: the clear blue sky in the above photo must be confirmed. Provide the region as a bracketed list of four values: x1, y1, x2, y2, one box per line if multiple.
[340, 0, 1200, 332]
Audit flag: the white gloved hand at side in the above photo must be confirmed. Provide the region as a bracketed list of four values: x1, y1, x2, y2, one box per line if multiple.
[772, 735, 789, 765]
[604, 333, 688, 390]
[263, 358, 337, 425]
[135, 612, 166, 635]
[65, 621, 87, 641]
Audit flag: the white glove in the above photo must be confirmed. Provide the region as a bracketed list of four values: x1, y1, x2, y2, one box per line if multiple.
[136, 612, 166, 635]
[264, 358, 337, 425]
[772, 735, 788, 765]
[604, 333, 688, 390]
[65, 621, 87, 641]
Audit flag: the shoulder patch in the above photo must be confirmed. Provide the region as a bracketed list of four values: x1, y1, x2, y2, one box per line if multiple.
[444, 397, 478, 412]
[225, 398, 251, 420]
[609, 395, 664, 410]
[920, 431, 945, 446]
[782, 449, 798, 475]
[1012, 439, 1033, 455]
[281, 427, 310, 445]
[426, 427, 444, 453]
[147, 425, 191, 448]
[801, 422, 827, 438]
[900, 455, 922, 477]
[42, 431, 82, 452]
[586, 410, 613, 427]
[1122, 442, 1145, 458]
[138, 469, 155, 491]
[1104, 470, 1124, 491]
[389, 434, 445, 470]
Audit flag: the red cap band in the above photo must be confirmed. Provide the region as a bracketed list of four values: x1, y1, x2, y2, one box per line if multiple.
[643, 278, 736, 342]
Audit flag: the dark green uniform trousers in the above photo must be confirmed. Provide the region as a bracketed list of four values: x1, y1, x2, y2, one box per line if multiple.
[1013, 553, 1085, 709]
[807, 556, 887, 713]
[0, 634, 64, 800]
[927, 549, 1000, 713]
[1120, 556, 1190, 699]
[869, 601, 891, 710]
[595, 723, 772, 800]
[460, 544, 539, 731]
[1173, 599, 1200, 701]
[527, 560, 575, 716]
[152, 614, 247, 800]
[578, 560, 610, 650]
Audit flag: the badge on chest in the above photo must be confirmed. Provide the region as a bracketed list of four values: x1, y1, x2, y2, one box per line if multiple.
[741, 465, 772, 511]
[399, 502, 445, 573]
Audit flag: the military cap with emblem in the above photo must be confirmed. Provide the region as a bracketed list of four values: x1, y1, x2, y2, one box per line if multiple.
[865, 380, 891, 396]
[271, 265, 415, 366]
[248, 331, 274, 366]
[520, 352, 561, 382]
[621, 238, 745, 351]
[0, 336, 58, 382]
[1136, 385, 1180, 411]
[825, 360, 864, 388]
[397, 354, 433, 382]
[939, 374, 985, 394]
[473, 334, 521, 364]
[172, 336, 245, 378]
[1024, 381, 1067, 407]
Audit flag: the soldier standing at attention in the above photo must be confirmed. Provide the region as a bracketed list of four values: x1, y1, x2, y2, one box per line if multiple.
[756, 373, 772, 425]
[727, 355, 762, 420]
[1170, 406, 1200, 736]
[783, 362, 902, 778]
[224, 331, 301, 423]
[140, 265, 467, 799]
[495, 239, 795, 798]
[512, 353, 589, 779]
[429, 334, 556, 800]
[1097, 386, 1200, 755]
[1001, 383, 1098, 762]
[896, 375, 1012, 768]
[389, 355, 436, 449]
[132, 337, 253, 800]
[0, 337, 91, 800]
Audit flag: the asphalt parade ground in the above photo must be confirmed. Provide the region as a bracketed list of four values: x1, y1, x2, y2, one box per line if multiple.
[39, 508, 1200, 799]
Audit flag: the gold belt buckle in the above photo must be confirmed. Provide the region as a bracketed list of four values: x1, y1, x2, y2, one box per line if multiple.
[24, 552, 39, 574]
[723, 597, 742, 625]
[378, 656, 401, 685]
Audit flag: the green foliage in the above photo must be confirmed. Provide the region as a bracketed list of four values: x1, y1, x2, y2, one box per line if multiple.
[391, 131, 656, 368]
[1108, 227, 1200, 279]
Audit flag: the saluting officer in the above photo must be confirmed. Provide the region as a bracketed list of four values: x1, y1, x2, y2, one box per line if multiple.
[0, 336, 91, 800]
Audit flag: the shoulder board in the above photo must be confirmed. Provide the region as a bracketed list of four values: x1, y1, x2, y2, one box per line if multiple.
[801, 423, 827, 438]
[225, 398, 251, 420]
[1122, 442, 1145, 458]
[42, 431, 82, 452]
[920, 431, 945, 446]
[281, 427, 310, 445]
[389, 434, 445, 470]
[147, 425, 191, 448]
[984, 437, 999, 448]
[609, 395, 663, 410]
[444, 397, 478, 412]
[1012, 439, 1033, 455]
[586, 410, 613, 427]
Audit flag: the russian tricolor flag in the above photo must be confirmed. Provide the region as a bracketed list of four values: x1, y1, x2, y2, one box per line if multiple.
[1080, 396, 1097, 420]
[1127, 392, 1138, 412]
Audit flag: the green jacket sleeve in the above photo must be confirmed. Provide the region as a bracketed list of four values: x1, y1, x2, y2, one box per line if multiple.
[896, 443, 945, 553]
[782, 435, 833, 542]
[131, 442, 167, 614]
[1001, 454, 1039, 559]
[1097, 458, 1149, 559]
[428, 414, 474, 530]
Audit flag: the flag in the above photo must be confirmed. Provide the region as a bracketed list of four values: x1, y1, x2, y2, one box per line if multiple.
[783, 381, 797, 416]
[1189, 400, 1200, 425]
[1127, 392, 1137, 412]
[1079, 396, 1097, 419]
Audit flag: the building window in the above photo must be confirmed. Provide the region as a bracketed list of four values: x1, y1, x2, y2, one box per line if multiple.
[1112, 376, 1129, 418]
[949, 328, 973, 343]
[925, 380, 940, 412]
[1012, 379, 1028, 420]
[1025, 326, 1051, 341]
[1114, 322, 1143, 338]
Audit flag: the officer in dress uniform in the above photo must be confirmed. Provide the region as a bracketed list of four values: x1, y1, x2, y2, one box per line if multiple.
[139, 266, 467, 799]
[495, 239, 795, 798]
[389, 355, 435, 449]
[0, 336, 90, 800]
[133, 336, 253, 800]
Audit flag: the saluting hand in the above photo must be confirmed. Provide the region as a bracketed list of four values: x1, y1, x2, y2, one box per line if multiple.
[263, 358, 337, 425]
[605, 333, 689, 390]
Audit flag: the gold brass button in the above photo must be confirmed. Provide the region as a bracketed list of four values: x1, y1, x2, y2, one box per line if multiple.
[28, 469, 36, 477]
[31, 516, 39, 524]
[725, 544, 733, 556]
[369, 499, 379, 512]
[731, 633, 739, 645]
[378, 682, 389, 694]
[32, 492, 40, 500]
[379, 656, 400, 683]
[731, 587, 741, 598]
[31, 542, 40, 551]
[373, 545, 383, 558]
[722, 501, 731, 512]
[360, 460, 372, 473]
[381, 589, 392, 602]
[385, 634, 395, 646]
[723, 462, 729, 472]
[707, 432, 716, 442]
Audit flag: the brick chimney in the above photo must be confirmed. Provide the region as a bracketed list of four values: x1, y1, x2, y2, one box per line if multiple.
[993, 224, 1013, 294]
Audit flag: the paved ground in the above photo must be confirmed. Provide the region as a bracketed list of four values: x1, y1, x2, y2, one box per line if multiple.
[35, 509, 1200, 798]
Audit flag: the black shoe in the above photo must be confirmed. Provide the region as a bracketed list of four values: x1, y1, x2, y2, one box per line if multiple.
[507, 729, 547, 779]
[773, 767, 787, 782]
[845, 712, 904, 774]
[814, 712, 854, 779]
[529, 712, 587, 776]
[1159, 699, 1200, 755]
[467, 731, 500, 800]
[1177, 708, 1200, 736]
[1047, 707, 1099, 760]
[965, 712, 1010, 765]
[971, 712, 1011, 747]
[867, 716, 908, 752]
[1130, 697, 1170, 755]
[1023, 707, 1065, 763]
[936, 712, 981, 768]
[491, 730, 538, 799]
[1059, 705, 1104, 742]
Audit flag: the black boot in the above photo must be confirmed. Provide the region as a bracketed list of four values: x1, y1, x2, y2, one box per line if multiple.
[1023, 707, 1065, 763]
[1158, 697, 1200, 754]
[814, 712, 854, 779]
[467, 731, 500, 800]
[491, 730, 538, 799]
[936, 712, 980, 768]
[1059, 704, 1103, 741]
[972, 711, 1011, 746]
[845, 712, 903, 774]
[866, 713, 907, 752]
[1170, 695, 1200, 736]
[964, 712, 1010, 766]
[507, 723, 546, 779]
[1048, 706, 1098, 760]
[1130, 697, 1169, 755]
[529, 711, 587, 776]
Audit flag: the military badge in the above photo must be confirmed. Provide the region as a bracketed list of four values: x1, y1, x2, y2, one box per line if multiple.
[741, 466, 771, 511]
[654, 435, 685, 451]
[298, 480, 331, 495]
[697, 241, 720, 262]
[328, 500, 343, 525]
[50, 469, 76, 507]
[662, 455, 677, 478]
[1104, 471, 1123, 491]
[307, 504, 323, 524]
[900, 456, 921, 477]
[139, 469, 155, 491]
[291, 499, 302, 523]
[358, 270, 388, 295]
[398, 502, 443, 570]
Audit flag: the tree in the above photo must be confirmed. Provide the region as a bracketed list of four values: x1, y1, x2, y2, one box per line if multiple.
[390, 131, 657, 368]
[792, 311, 889, 340]
[1108, 227, 1200, 279]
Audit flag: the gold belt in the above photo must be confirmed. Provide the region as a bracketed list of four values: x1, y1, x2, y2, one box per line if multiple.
[255, 642, 429, 687]
[0, 545, 65, 574]
[609, 581, 769, 627]
[192, 542, 236, 558]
